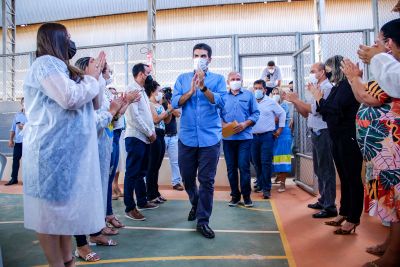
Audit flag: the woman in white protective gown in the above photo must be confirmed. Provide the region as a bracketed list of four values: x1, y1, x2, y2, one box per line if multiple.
[22, 22, 107, 267]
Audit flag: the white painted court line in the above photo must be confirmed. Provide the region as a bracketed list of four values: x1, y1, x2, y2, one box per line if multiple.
[123, 226, 279, 234]
[0, 221, 23, 224]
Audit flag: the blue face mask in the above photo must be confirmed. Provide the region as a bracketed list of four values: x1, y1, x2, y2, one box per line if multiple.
[254, 90, 264, 100]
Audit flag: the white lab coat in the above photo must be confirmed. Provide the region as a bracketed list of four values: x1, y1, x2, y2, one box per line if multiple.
[95, 78, 113, 216]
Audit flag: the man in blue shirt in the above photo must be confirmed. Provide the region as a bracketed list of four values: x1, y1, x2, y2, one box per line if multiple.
[172, 43, 226, 239]
[220, 72, 259, 207]
[6, 98, 27, 186]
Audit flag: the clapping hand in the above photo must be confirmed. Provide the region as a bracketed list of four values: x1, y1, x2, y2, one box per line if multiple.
[307, 83, 323, 102]
[109, 97, 124, 117]
[190, 73, 198, 94]
[123, 90, 141, 104]
[284, 91, 299, 103]
[195, 69, 205, 89]
[357, 42, 387, 64]
[87, 51, 106, 80]
[340, 58, 363, 82]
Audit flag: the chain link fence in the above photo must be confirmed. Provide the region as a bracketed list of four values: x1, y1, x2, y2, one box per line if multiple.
[0, 29, 372, 195]
[378, 0, 400, 30]
[292, 40, 318, 195]
[0, 29, 374, 101]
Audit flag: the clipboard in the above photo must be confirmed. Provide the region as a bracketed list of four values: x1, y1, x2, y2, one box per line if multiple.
[222, 120, 239, 138]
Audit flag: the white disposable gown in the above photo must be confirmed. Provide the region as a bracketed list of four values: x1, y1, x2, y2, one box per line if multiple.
[22, 55, 105, 235]
[95, 78, 113, 216]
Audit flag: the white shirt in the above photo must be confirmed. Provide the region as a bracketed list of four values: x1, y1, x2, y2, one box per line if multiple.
[252, 96, 286, 134]
[370, 53, 400, 98]
[124, 80, 155, 144]
[308, 78, 333, 131]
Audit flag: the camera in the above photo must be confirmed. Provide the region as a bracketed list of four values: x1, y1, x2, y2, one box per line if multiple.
[162, 87, 173, 102]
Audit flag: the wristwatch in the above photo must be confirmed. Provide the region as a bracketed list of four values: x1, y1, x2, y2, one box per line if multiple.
[200, 86, 208, 93]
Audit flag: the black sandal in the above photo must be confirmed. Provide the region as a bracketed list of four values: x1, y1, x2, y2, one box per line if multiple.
[64, 256, 75, 267]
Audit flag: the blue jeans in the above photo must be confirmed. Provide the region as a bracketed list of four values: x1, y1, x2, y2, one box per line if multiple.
[106, 128, 122, 216]
[251, 132, 274, 192]
[124, 137, 149, 213]
[164, 135, 182, 186]
[223, 139, 252, 198]
[178, 140, 220, 225]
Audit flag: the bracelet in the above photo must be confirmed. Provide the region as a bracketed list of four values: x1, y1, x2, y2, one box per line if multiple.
[112, 114, 120, 121]
[200, 86, 208, 93]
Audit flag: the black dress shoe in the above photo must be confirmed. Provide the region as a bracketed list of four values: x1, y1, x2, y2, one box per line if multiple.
[196, 224, 215, 239]
[312, 210, 338, 219]
[263, 190, 271, 199]
[188, 206, 197, 221]
[5, 180, 18, 186]
[307, 202, 323, 210]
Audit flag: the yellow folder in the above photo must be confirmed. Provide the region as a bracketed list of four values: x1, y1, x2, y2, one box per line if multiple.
[222, 120, 239, 138]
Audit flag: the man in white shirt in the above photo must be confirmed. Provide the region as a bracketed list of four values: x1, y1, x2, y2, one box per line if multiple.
[124, 63, 158, 221]
[251, 79, 286, 199]
[285, 62, 338, 219]
[260, 61, 282, 96]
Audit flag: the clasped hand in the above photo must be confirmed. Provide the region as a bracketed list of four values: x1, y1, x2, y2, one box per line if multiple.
[307, 83, 323, 102]
[190, 70, 205, 93]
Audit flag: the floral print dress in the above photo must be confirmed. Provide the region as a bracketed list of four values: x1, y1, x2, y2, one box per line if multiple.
[356, 81, 400, 223]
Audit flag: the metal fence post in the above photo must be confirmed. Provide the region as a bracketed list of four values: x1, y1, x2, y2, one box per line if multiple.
[371, 0, 379, 39]
[362, 30, 371, 81]
[29, 52, 34, 65]
[124, 43, 129, 88]
[232, 35, 239, 72]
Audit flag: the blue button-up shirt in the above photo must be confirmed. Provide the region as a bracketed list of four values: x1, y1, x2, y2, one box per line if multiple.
[172, 71, 226, 147]
[221, 88, 259, 140]
[10, 111, 27, 143]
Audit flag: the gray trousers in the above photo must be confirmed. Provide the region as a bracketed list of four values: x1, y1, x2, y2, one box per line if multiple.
[311, 129, 337, 211]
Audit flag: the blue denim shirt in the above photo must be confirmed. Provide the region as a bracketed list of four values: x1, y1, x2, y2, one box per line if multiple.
[172, 71, 226, 147]
[221, 88, 259, 140]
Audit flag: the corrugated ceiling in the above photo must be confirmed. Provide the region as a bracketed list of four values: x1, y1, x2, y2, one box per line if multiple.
[1, 0, 296, 26]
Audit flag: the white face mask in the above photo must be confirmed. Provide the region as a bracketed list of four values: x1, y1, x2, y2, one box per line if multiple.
[268, 68, 275, 74]
[193, 58, 209, 72]
[106, 77, 113, 85]
[155, 92, 163, 102]
[272, 95, 280, 103]
[229, 80, 242, 91]
[309, 73, 318, 84]
[254, 90, 264, 100]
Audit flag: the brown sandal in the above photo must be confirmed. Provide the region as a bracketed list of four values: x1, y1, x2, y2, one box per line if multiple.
[101, 226, 119, 235]
[325, 216, 346, 226]
[106, 215, 125, 228]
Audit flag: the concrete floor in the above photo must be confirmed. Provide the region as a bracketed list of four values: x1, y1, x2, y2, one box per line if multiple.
[0, 194, 289, 267]
[0, 181, 389, 267]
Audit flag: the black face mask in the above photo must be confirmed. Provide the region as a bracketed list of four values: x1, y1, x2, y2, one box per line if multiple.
[145, 74, 153, 85]
[68, 40, 77, 60]
[326, 71, 333, 81]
